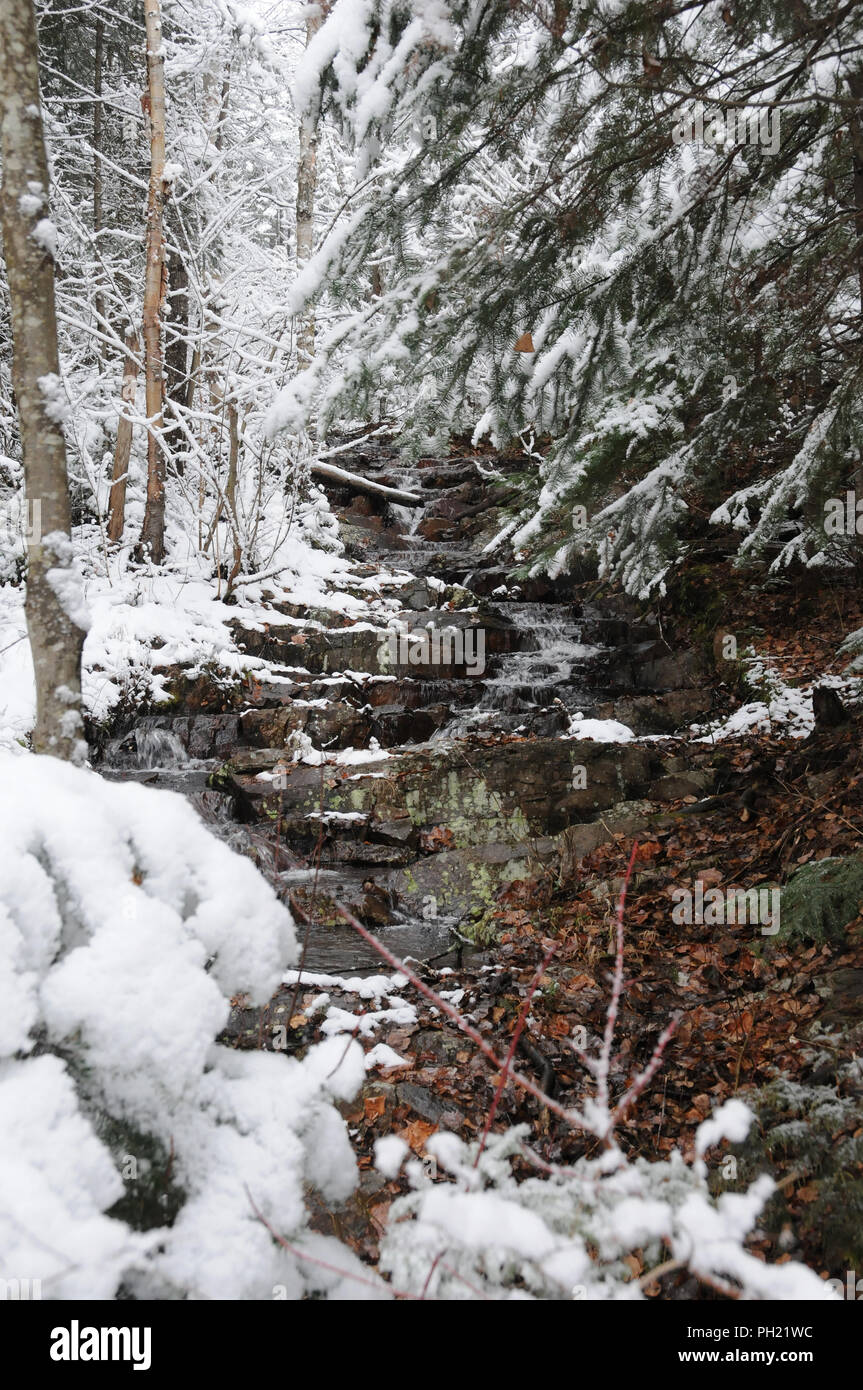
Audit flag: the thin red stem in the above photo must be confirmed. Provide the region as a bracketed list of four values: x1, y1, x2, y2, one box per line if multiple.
[333, 899, 575, 1124]
[475, 943, 557, 1165]
[596, 840, 638, 1116]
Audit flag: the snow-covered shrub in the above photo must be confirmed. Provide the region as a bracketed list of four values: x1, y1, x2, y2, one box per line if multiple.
[731, 1056, 863, 1275]
[378, 1112, 833, 1300]
[0, 752, 381, 1300]
[363, 872, 834, 1302]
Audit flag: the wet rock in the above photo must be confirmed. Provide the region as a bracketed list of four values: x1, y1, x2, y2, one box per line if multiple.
[99, 712, 243, 761]
[596, 689, 714, 734]
[635, 647, 708, 691]
[234, 621, 387, 675]
[320, 840, 414, 868]
[412, 1029, 465, 1065]
[391, 839, 556, 916]
[217, 738, 656, 849]
[371, 706, 449, 745]
[649, 769, 716, 801]
[432, 495, 475, 522]
[359, 879, 397, 926]
[158, 666, 248, 712]
[812, 684, 847, 729]
[344, 494, 376, 517]
[387, 578, 439, 610]
[369, 815, 419, 848]
[555, 801, 662, 878]
[241, 701, 372, 750]
[417, 516, 453, 541]
[241, 676, 304, 707]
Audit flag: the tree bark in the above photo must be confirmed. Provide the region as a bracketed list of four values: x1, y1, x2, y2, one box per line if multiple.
[845, 70, 863, 550]
[223, 402, 243, 590]
[137, 0, 168, 563]
[164, 247, 189, 415]
[92, 15, 105, 349]
[0, 0, 86, 758]
[107, 328, 140, 543]
[295, 7, 327, 363]
[846, 71, 863, 323]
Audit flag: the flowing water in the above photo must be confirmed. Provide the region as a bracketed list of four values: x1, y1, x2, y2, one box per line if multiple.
[97, 450, 618, 972]
[435, 602, 605, 740]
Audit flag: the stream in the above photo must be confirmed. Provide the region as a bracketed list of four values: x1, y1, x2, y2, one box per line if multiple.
[96, 446, 703, 973]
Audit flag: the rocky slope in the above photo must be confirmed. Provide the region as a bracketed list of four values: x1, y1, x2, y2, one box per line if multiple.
[100, 440, 728, 968]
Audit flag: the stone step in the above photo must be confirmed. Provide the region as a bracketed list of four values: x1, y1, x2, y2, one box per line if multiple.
[231, 610, 524, 678]
[241, 699, 455, 751]
[213, 737, 658, 848]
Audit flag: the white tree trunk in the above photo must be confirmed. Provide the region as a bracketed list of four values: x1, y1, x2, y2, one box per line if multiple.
[0, 0, 86, 759]
[137, 0, 168, 562]
[295, 6, 328, 363]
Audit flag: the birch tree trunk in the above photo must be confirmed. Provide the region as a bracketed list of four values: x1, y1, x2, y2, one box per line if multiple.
[107, 328, 140, 543]
[0, 0, 86, 758]
[137, 0, 168, 563]
[295, 6, 327, 363]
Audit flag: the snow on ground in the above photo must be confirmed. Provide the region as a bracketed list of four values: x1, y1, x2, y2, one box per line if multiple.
[565, 713, 635, 742]
[282, 968, 417, 1046]
[691, 651, 863, 742]
[364, 1043, 411, 1071]
[282, 969, 409, 997]
[334, 738, 390, 763]
[0, 520, 406, 748]
[0, 583, 34, 749]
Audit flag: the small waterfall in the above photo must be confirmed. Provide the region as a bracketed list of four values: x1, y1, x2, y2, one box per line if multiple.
[482, 605, 600, 701]
[436, 603, 605, 738]
[103, 721, 190, 770]
[93, 446, 630, 975]
[134, 726, 189, 769]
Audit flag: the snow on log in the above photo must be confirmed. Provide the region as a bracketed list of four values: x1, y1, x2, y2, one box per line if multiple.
[311, 460, 422, 504]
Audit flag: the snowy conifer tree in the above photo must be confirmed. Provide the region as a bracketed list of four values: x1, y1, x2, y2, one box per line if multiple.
[275, 0, 863, 596]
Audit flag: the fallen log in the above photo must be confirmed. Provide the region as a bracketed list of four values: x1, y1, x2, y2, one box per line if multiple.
[311, 459, 422, 505]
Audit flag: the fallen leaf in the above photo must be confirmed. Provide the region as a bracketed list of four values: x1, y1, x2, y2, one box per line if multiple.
[399, 1118, 437, 1153]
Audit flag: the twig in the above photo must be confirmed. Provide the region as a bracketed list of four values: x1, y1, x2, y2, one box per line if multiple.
[596, 841, 638, 1122]
[475, 943, 557, 1164]
[332, 898, 578, 1125]
[245, 1185, 411, 1298]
